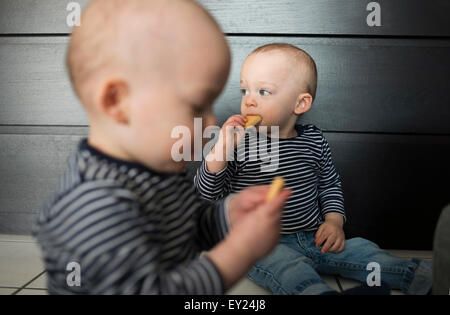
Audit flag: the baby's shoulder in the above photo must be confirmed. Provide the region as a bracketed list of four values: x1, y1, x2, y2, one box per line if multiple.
[297, 123, 325, 139]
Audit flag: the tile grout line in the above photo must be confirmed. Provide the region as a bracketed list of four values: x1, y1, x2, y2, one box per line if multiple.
[0, 237, 36, 243]
[334, 276, 344, 293]
[11, 270, 46, 295]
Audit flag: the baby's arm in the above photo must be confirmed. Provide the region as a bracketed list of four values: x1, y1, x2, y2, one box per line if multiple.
[193, 180, 290, 290]
[314, 133, 346, 253]
[194, 115, 246, 200]
[74, 183, 288, 293]
[317, 134, 346, 221]
[192, 197, 230, 250]
[205, 115, 247, 174]
[62, 189, 224, 294]
[206, 187, 291, 290]
[194, 159, 237, 200]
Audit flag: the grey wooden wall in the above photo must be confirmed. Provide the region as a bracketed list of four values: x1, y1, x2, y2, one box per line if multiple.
[0, 0, 449, 249]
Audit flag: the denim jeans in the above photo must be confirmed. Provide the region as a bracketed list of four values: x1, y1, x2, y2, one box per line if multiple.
[248, 231, 432, 295]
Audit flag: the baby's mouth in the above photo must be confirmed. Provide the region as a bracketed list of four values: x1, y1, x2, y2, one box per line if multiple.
[244, 114, 263, 129]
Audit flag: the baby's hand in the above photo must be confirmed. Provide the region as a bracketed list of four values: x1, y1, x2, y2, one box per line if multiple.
[315, 214, 345, 254]
[205, 115, 247, 174]
[216, 115, 247, 158]
[207, 187, 290, 290]
[227, 186, 291, 262]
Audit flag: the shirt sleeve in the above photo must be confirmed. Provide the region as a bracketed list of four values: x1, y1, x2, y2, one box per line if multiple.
[192, 195, 231, 251]
[84, 241, 226, 295]
[193, 155, 239, 201]
[47, 185, 226, 295]
[317, 133, 346, 223]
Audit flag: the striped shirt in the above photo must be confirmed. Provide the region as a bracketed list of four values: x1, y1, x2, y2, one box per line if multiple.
[33, 139, 229, 295]
[194, 124, 345, 234]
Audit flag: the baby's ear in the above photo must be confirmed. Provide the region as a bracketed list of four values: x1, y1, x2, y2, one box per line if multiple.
[294, 93, 313, 115]
[99, 80, 130, 124]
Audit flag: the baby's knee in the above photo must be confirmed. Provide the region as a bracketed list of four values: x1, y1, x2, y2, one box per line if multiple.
[254, 244, 310, 269]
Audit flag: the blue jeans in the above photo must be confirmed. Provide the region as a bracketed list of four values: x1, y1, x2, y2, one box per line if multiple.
[248, 231, 432, 295]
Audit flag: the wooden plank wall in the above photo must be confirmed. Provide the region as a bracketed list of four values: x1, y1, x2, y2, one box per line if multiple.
[0, 0, 449, 249]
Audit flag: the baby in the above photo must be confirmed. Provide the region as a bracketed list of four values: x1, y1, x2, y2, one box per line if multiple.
[33, 0, 291, 294]
[195, 43, 433, 295]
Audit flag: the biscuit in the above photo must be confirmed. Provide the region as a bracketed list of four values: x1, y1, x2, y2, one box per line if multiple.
[265, 176, 285, 201]
[244, 115, 262, 129]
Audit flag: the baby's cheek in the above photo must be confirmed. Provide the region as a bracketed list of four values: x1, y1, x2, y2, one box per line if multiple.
[166, 136, 189, 168]
[138, 126, 187, 172]
[166, 121, 197, 162]
[260, 106, 278, 125]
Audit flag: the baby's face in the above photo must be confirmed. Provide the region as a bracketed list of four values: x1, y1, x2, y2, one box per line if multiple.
[75, 0, 231, 173]
[240, 50, 302, 130]
[121, 35, 230, 173]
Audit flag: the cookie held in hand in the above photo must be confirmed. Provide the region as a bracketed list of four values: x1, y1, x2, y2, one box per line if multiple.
[244, 115, 262, 129]
[265, 176, 285, 201]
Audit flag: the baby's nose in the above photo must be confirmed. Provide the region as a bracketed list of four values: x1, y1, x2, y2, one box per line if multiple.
[245, 98, 257, 107]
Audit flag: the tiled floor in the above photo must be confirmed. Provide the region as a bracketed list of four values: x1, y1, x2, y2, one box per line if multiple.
[0, 234, 432, 295]
[0, 234, 47, 295]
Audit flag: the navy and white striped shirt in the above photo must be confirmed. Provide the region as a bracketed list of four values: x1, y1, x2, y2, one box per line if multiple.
[33, 139, 229, 294]
[195, 124, 345, 234]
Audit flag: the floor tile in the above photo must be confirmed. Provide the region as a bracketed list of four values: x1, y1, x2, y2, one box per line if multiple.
[0, 234, 36, 243]
[338, 277, 382, 293]
[322, 275, 341, 292]
[338, 277, 362, 291]
[226, 274, 340, 295]
[227, 277, 270, 295]
[0, 287, 17, 295]
[26, 272, 47, 289]
[0, 240, 44, 287]
[16, 289, 48, 295]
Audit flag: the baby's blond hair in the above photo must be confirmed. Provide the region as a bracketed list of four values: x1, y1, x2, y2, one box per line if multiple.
[250, 43, 318, 100]
[66, 0, 222, 111]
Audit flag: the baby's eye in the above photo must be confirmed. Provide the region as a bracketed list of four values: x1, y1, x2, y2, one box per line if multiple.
[259, 89, 271, 96]
[240, 89, 249, 96]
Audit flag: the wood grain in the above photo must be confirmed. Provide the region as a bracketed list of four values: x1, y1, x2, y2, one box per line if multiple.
[0, 0, 449, 36]
[326, 132, 450, 250]
[1, 36, 450, 134]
